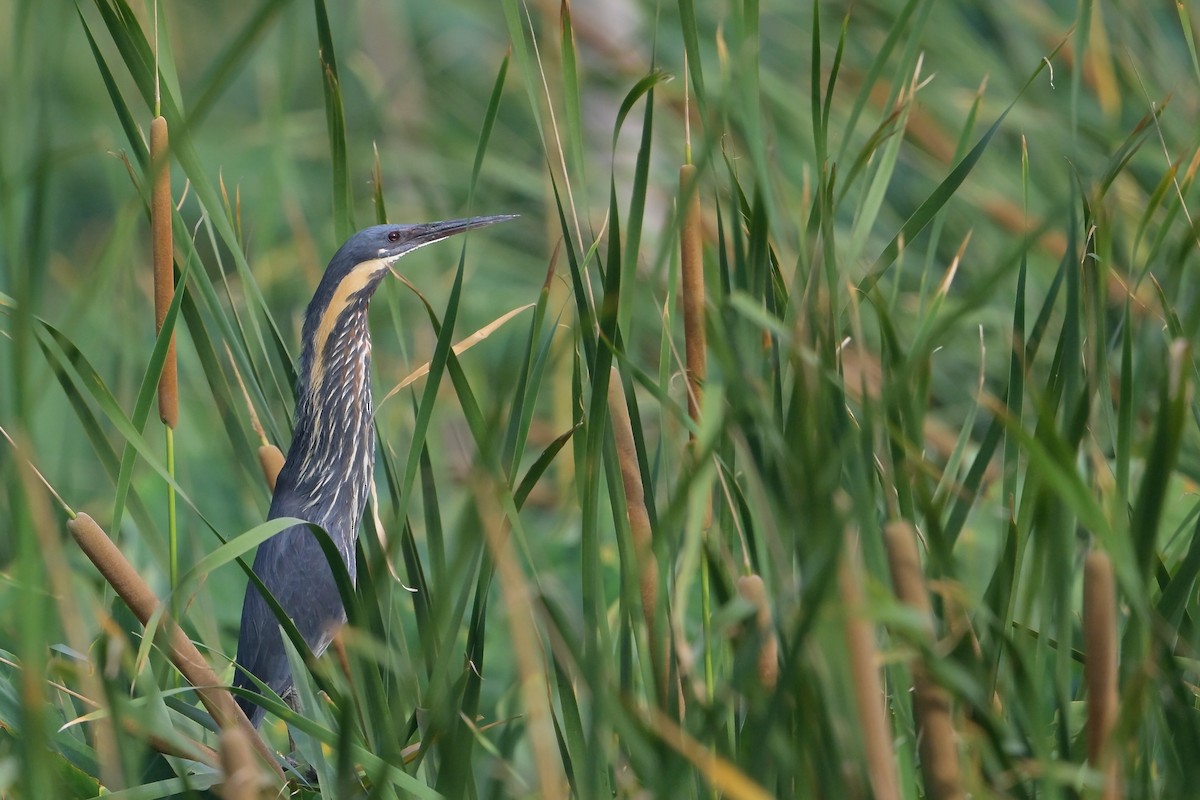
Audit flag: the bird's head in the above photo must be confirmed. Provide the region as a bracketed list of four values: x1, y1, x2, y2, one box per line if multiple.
[300, 215, 515, 395]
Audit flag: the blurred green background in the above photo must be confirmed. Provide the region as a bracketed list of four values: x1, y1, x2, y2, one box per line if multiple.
[3, 0, 1200, 797]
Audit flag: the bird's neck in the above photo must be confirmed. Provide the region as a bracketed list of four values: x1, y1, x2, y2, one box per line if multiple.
[275, 301, 376, 535]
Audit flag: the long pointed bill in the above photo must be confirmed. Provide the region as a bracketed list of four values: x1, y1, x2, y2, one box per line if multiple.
[401, 214, 517, 250]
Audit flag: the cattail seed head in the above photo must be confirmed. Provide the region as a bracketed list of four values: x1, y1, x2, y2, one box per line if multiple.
[607, 368, 667, 698]
[150, 115, 178, 428]
[67, 513, 282, 780]
[679, 164, 706, 428]
[608, 369, 656, 615]
[883, 520, 963, 800]
[258, 444, 285, 492]
[219, 726, 260, 800]
[736, 574, 778, 692]
[1084, 549, 1121, 800]
[839, 541, 900, 800]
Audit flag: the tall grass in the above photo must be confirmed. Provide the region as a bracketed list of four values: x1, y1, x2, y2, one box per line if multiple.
[2, 0, 1200, 797]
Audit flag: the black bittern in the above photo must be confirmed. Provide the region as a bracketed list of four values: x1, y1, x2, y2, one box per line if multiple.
[233, 215, 512, 727]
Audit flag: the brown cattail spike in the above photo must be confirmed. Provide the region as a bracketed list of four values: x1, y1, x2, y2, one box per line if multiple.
[884, 520, 963, 800]
[150, 115, 178, 428]
[839, 540, 900, 800]
[679, 164, 706, 427]
[1084, 549, 1121, 800]
[258, 444, 285, 492]
[607, 368, 664, 694]
[679, 164, 712, 537]
[735, 574, 778, 692]
[66, 513, 282, 780]
[219, 726, 261, 800]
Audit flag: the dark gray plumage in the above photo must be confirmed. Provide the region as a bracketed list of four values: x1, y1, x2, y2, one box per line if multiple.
[233, 216, 513, 727]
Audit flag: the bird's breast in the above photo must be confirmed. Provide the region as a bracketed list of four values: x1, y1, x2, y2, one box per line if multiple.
[277, 308, 377, 561]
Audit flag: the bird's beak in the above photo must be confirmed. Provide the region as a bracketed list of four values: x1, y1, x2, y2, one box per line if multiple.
[402, 214, 517, 248]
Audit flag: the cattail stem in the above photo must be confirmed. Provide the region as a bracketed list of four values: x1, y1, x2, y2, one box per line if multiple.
[839, 538, 900, 800]
[224, 342, 285, 492]
[166, 426, 179, 607]
[66, 513, 283, 781]
[150, 115, 177, 428]
[884, 520, 963, 800]
[1084, 549, 1121, 800]
[608, 367, 666, 700]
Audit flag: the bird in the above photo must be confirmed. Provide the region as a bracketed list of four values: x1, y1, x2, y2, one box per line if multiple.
[233, 215, 514, 727]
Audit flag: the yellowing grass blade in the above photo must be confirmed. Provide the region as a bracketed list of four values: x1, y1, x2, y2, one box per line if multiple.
[380, 304, 535, 404]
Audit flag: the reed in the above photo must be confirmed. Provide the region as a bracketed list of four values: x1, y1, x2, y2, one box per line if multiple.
[226, 342, 286, 490]
[734, 574, 778, 693]
[65, 513, 283, 781]
[607, 366, 664, 696]
[838, 536, 899, 800]
[219, 726, 263, 800]
[472, 479, 565, 797]
[1084, 549, 1121, 800]
[884, 520, 963, 800]
[679, 163, 706, 432]
[150, 115, 177, 428]
[16, 438, 124, 789]
[679, 158, 716, 708]
[8, 0, 1197, 795]
[258, 444, 285, 491]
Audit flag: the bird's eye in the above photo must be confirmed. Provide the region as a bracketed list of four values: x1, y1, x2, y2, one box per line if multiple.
[387, 229, 401, 242]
